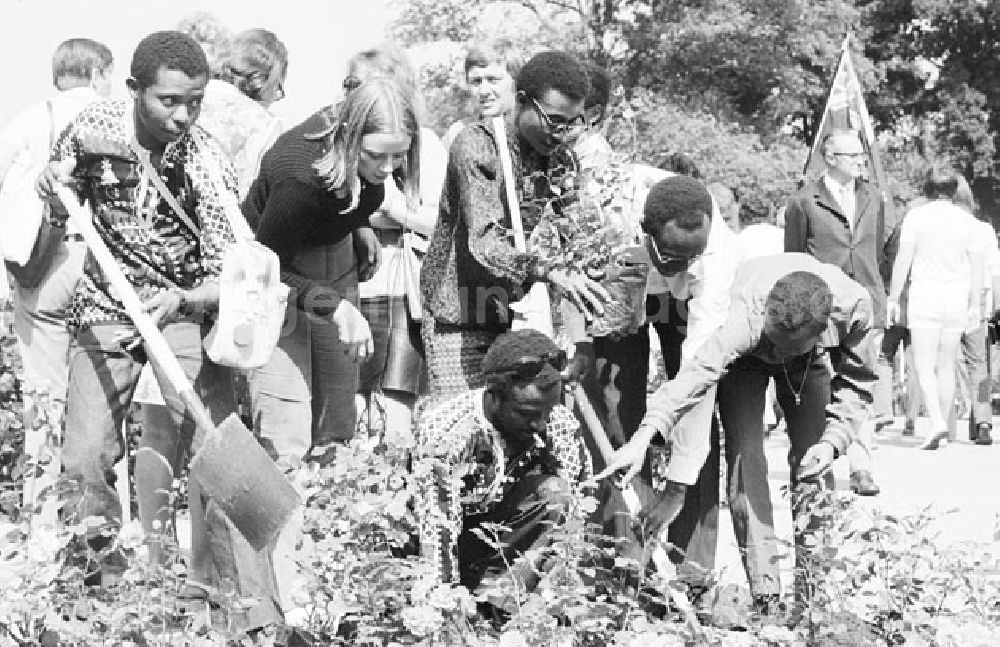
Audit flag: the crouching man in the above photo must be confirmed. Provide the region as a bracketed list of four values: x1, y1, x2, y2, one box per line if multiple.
[599, 253, 878, 607]
[414, 329, 590, 599]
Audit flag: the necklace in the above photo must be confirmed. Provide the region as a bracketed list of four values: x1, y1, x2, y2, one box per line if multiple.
[781, 355, 811, 406]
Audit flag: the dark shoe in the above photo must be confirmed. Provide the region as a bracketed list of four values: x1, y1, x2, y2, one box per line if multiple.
[902, 420, 915, 436]
[920, 430, 948, 450]
[849, 471, 880, 496]
[975, 423, 993, 445]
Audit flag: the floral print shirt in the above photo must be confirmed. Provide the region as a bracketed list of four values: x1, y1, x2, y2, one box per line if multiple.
[420, 117, 578, 329]
[51, 100, 238, 331]
[413, 387, 590, 583]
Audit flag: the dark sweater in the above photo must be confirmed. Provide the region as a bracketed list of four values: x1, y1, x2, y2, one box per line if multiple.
[244, 109, 384, 314]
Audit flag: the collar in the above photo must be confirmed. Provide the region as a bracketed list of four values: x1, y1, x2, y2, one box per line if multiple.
[823, 174, 855, 197]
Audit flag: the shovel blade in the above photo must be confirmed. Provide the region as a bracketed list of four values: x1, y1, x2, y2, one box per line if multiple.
[189, 414, 300, 550]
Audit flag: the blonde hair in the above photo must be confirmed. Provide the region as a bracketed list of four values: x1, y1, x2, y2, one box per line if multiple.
[176, 12, 232, 76]
[310, 77, 421, 213]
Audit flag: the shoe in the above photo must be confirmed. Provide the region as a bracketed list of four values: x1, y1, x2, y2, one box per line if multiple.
[920, 430, 948, 450]
[849, 471, 880, 496]
[975, 423, 993, 445]
[902, 420, 915, 436]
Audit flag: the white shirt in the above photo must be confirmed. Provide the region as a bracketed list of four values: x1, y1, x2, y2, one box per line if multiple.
[823, 174, 855, 230]
[0, 87, 101, 260]
[646, 208, 740, 364]
[900, 199, 978, 285]
[737, 222, 784, 262]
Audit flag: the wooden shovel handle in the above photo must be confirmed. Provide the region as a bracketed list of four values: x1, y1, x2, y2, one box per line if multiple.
[55, 184, 215, 434]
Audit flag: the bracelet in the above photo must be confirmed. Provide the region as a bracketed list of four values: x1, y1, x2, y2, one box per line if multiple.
[45, 203, 69, 228]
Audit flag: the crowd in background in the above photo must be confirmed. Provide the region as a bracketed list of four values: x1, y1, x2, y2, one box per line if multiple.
[1, 12, 997, 637]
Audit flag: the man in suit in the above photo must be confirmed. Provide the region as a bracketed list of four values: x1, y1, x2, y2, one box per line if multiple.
[784, 128, 897, 496]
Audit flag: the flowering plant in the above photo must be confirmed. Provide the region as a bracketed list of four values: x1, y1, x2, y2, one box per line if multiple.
[529, 92, 650, 338]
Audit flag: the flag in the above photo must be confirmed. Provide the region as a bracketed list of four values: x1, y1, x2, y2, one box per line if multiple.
[803, 35, 889, 193]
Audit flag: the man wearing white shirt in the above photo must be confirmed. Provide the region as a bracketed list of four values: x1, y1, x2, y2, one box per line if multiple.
[582, 175, 739, 573]
[0, 38, 113, 522]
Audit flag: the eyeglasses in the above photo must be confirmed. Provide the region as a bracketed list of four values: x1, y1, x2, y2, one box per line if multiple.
[529, 96, 586, 135]
[343, 75, 362, 93]
[646, 234, 702, 268]
[831, 152, 866, 161]
[493, 350, 568, 380]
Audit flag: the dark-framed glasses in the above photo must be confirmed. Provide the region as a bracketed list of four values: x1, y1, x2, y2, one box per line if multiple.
[529, 96, 585, 135]
[646, 234, 702, 268]
[495, 350, 568, 380]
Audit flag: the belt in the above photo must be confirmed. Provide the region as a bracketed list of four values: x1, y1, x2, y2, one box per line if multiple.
[64, 233, 85, 242]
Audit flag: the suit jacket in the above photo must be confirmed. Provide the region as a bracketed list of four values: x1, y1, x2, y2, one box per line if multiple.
[784, 177, 898, 327]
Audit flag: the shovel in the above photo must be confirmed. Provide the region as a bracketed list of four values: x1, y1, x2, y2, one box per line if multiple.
[573, 384, 703, 631]
[56, 185, 299, 551]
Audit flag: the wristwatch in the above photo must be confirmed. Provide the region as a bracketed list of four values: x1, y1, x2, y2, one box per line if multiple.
[172, 289, 191, 317]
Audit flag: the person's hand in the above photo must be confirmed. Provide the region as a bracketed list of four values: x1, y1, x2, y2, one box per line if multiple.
[331, 299, 373, 362]
[796, 440, 836, 482]
[638, 479, 688, 539]
[562, 343, 594, 384]
[353, 227, 381, 282]
[380, 178, 409, 224]
[593, 424, 659, 488]
[35, 159, 77, 223]
[547, 268, 611, 320]
[141, 289, 185, 327]
[886, 298, 901, 325]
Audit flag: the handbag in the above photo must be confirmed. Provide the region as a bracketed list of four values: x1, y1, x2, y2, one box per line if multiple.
[135, 138, 288, 369]
[2, 100, 61, 287]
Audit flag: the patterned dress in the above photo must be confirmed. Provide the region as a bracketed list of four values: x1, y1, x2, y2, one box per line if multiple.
[413, 387, 591, 583]
[51, 99, 238, 332]
[419, 118, 577, 399]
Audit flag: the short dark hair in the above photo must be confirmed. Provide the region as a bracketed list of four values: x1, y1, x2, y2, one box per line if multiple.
[465, 39, 524, 79]
[657, 152, 702, 178]
[51, 38, 113, 86]
[583, 61, 611, 111]
[483, 330, 562, 395]
[765, 271, 833, 332]
[922, 164, 960, 201]
[516, 50, 589, 103]
[642, 175, 713, 235]
[130, 30, 210, 89]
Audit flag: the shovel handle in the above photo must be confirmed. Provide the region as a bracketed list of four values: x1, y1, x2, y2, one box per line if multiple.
[55, 185, 214, 434]
[574, 384, 643, 515]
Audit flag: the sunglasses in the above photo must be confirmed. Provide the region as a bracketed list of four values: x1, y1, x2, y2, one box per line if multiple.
[494, 350, 568, 380]
[343, 75, 362, 93]
[646, 234, 702, 268]
[529, 96, 586, 135]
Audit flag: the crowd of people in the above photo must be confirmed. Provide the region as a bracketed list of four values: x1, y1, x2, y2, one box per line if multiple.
[1, 15, 997, 637]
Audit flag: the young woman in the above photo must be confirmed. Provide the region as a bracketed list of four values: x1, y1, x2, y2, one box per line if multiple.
[245, 77, 420, 463]
[888, 166, 984, 450]
[344, 44, 444, 436]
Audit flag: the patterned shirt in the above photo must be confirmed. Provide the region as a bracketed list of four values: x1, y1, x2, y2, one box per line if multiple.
[51, 99, 238, 331]
[413, 388, 590, 583]
[420, 117, 578, 329]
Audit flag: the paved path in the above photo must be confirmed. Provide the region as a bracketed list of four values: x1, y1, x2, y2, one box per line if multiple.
[714, 416, 1000, 591]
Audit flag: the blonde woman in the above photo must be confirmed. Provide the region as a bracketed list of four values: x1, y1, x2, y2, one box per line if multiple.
[888, 166, 984, 449]
[244, 77, 420, 464]
[345, 44, 444, 436]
